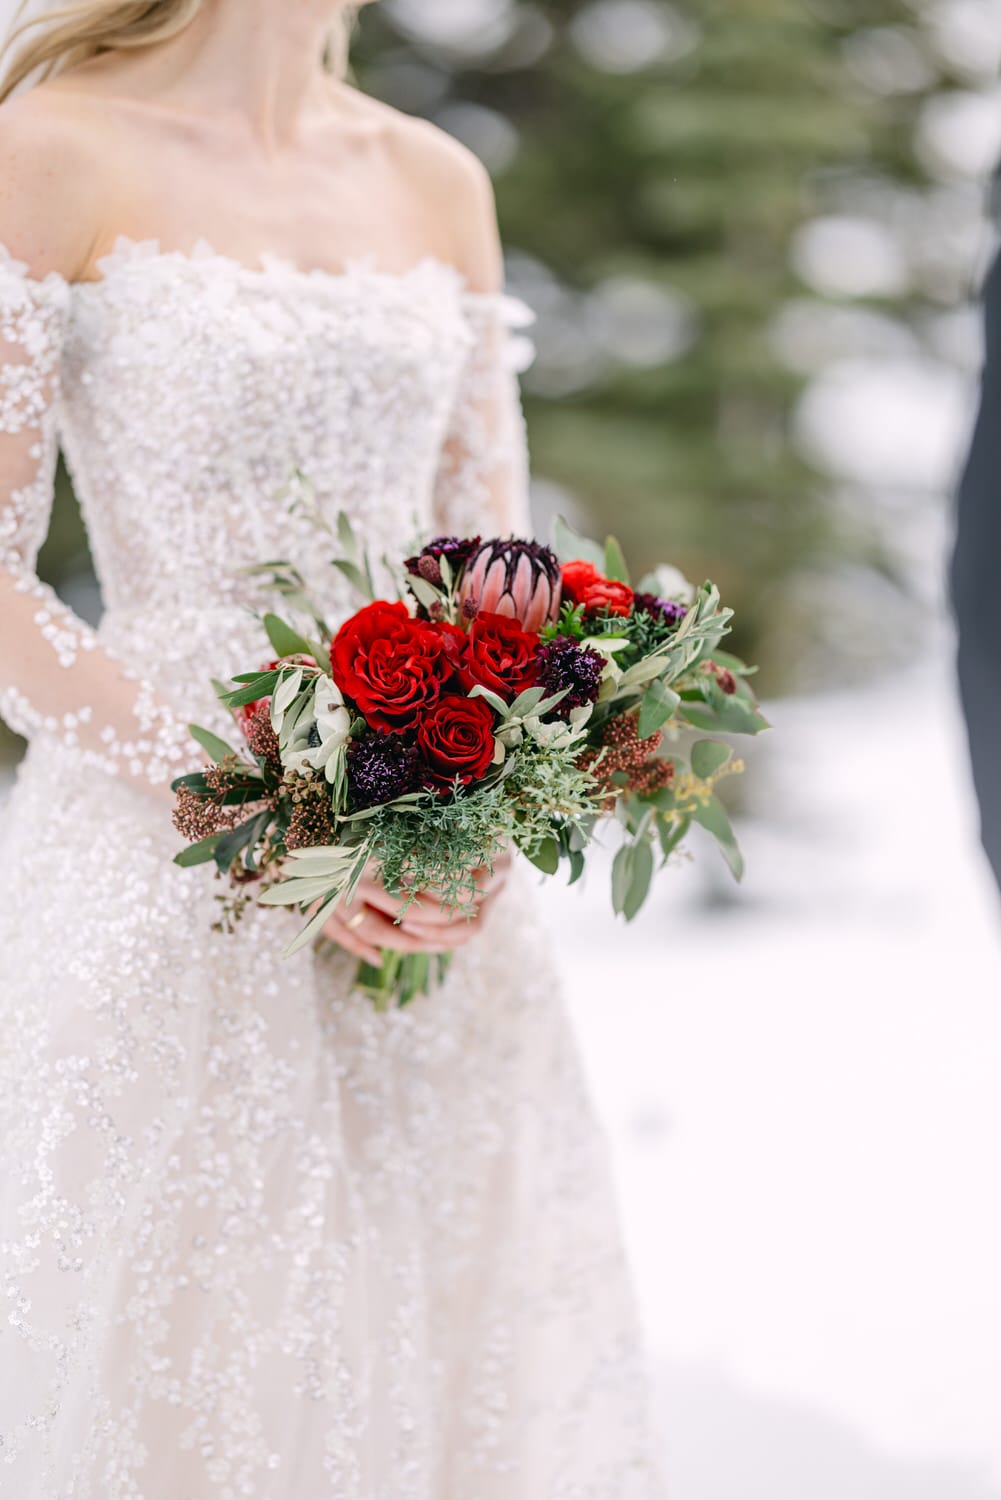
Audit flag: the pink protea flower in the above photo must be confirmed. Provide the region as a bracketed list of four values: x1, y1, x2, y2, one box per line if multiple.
[458, 538, 562, 633]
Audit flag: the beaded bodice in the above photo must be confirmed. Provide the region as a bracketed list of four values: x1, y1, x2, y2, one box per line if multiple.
[0, 236, 534, 784]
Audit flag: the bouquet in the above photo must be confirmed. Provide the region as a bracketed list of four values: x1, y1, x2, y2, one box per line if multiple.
[173, 517, 767, 1007]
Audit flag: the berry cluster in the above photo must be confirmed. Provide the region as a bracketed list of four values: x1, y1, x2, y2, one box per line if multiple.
[577, 711, 675, 809]
[243, 702, 283, 775]
[285, 773, 338, 851]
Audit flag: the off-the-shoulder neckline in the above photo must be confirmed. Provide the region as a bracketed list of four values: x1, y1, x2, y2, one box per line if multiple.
[0, 232, 536, 321]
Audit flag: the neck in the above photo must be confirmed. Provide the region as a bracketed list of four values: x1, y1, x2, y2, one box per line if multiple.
[133, 0, 345, 148]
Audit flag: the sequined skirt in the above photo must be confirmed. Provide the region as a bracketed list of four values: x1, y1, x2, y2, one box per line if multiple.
[0, 738, 664, 1499]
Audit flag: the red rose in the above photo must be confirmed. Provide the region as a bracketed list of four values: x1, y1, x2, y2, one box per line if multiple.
[429, 618, 467, 671]
[331, 600, 453, 734]
[560, 560, 633, 618]
[456, 610, 540, 701]
[560, 560, 602, 603]
[580, 578, 634, 617]
[417, 695, 497, 792]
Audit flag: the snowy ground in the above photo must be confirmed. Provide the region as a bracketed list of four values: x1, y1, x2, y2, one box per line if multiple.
[543, 648, 1001, 1499]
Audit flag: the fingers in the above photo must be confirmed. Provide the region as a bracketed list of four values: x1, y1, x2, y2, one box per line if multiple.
[344, 854, 513, 942]
[360, 878, 479, 928]
[328, 902, 457, 956]
[322, 910, 383, 965]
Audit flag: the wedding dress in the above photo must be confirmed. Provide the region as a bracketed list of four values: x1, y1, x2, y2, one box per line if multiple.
[0, 235, 665, 1499]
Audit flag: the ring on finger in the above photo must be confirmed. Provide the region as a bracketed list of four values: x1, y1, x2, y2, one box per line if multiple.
[345, 910, 367, 930]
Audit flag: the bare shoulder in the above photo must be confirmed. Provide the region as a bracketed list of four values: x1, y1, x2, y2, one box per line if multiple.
[0, 85, 116, 277]
[395, 113, 502, 289]
[345, 90, 502, 290]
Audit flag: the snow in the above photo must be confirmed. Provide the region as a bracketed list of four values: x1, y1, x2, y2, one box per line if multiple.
[544, 650, 1001, 1497]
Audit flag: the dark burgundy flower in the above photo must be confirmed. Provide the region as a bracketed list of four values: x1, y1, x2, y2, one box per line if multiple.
[347, 734, 423, 809]
[459, 538, 562, 632]
[633, 593, 687, 627]
[702, 661, 738, 695]
[534, 636, 604, 720]
[404, 535, 481, 584]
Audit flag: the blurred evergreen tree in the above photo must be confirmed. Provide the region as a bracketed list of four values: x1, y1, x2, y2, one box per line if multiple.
[354, 0, 956, 687]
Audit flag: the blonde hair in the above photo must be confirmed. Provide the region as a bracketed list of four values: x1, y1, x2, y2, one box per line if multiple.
[0, 0, 354, 104]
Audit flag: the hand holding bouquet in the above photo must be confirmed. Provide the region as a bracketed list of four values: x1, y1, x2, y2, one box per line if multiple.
[173, 516, 767, 1007]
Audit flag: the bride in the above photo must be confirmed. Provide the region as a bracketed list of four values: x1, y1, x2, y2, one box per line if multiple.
[0, 2, 666, 1494]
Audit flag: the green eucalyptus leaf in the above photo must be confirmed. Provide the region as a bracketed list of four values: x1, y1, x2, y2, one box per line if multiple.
[508, 685, 545, 718]
[690, 795, 744, 881]
[525, 836, 560, 876]
[553, 513, 605, 569]
[603, 534, 630, 584]
[658, 814, 691, 861]
[623, 837, 654, 921]
[691, 739, 733, 779]
[406, 573, 441, 609]
[638, 680, 681, 739]
[678, 703, 719, 732]
[701, 694, 770, 736]
[611, 842, 633, 915]
[711, 649, 758, 677]
[466, 684, 509, 716]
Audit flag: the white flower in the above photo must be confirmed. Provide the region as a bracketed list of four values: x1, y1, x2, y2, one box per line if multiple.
[524, 702, 593, 752]
[649, 563, 694, 603]
[270, 667, 304, 736]
[281, 676, 351, 783]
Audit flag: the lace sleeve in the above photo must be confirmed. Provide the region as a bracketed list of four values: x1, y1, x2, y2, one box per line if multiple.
[432, 291, 537, 537]
[0, 249, 193, 795]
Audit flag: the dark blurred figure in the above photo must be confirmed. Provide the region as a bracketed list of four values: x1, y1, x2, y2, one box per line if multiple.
[952, 225, 1001, 893]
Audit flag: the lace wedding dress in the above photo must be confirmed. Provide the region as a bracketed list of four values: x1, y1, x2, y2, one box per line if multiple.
[0, 235, 665, 1499]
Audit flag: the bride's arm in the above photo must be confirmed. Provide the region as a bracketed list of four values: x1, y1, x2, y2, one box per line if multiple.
[0, 101, 195, 798]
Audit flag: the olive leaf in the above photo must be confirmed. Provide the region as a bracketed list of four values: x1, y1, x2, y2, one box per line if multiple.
[188, 724, 240, 764]
[263, 613, 316, 661]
